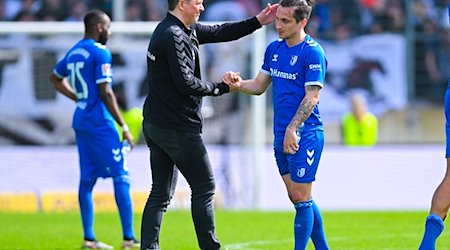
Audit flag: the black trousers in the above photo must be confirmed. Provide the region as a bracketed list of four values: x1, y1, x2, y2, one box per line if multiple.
[140, 122, 220, 250]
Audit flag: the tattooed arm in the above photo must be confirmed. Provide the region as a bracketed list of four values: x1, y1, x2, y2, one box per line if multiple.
[284, 85, 322, 154]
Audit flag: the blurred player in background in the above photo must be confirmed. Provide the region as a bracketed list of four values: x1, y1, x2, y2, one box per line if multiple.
[224, 0, 329, 249]
[49, 10, 139, 250]
[419, 4, 450, 250]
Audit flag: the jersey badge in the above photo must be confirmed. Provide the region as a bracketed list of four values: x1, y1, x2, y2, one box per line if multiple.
[297, 168, 306, 178]
[290, 55, 298, 66]
[101, 63, 112, 76]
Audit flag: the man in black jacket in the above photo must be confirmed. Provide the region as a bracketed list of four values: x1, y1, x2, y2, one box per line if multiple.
[140, 1, 278, 249]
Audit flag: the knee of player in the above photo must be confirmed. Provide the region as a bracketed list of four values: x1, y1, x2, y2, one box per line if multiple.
[289, 191, 311, 204]
[190, 180, 216, 196]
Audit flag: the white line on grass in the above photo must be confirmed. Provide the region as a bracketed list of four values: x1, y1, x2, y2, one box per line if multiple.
[223, 232, 434, 250]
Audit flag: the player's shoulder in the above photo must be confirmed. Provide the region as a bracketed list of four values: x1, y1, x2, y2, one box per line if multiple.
[304, 35, 326, 58]
[304, 35, 324, 50]
[266, 39, 284, 52]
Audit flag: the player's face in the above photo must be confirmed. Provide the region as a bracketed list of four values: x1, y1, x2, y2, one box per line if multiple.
[275, 6, 303, 40]
[98, 15, 111, 45]
[182, 0, 204, 25]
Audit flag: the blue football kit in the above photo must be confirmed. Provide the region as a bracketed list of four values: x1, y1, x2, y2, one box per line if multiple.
[53, 39, 127, 180]
[262, 34, 327, 183]
[53, 38, 135, 242]
[419, 4, 450, 250]
[261, 34, 329, 250]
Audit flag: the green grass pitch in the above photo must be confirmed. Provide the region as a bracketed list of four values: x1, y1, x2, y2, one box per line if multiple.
[1, 210, 449, 249]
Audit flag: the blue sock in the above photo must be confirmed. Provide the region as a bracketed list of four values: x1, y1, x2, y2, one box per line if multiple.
[294, 200, 314, 250]
[419, 214, 445, 250]
[113, 175, 135, 240]
[79, 179, 96, 241]
[310, 201, 329, 250]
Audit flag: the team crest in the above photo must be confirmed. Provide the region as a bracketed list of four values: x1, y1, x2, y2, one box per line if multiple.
[297, 168, 306, 178]
[290, 55, 298, 66]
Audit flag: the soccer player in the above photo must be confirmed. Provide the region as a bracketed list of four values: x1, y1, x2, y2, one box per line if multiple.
[419, 4, 450, 250]
[49, 10, 139, 250]
[224, 0, 329, 249]
[139, 0, 278, 249]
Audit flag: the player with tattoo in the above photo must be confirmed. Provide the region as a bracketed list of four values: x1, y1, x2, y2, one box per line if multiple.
[224, 0, 328, 249]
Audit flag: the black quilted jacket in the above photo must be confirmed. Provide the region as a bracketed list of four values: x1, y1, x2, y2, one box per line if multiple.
[143, 13, 261, 133]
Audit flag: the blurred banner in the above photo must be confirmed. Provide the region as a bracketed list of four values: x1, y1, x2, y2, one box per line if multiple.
[319, 33, 407, 120]
[0, 33, 406, 145]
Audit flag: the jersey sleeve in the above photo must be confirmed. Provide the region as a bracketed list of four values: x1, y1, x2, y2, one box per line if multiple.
[94, 45, 113, 85]
[304, 45, 327, 88]
[193, 16, 261, 44]
[53, 55, 68, 79]
[166, 26, 229, 96]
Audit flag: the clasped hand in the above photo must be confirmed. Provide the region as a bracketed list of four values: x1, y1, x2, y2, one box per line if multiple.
[223, 71, 242, 92]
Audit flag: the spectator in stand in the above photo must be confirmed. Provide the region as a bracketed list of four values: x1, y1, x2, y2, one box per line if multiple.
[36, 0, 67, 21]
[341, 93, 378, 147]
[416, 18, 444, 103]
[125, 0, 144, 21]
[65, 1, 89, 22]
[143, 0, 166, 21]
[13, 9, 36, 21]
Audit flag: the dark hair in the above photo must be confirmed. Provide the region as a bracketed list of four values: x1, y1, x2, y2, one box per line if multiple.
[167, 0, 179, 11]
[83, 10, 107, 32]
[279, 0, 315, 22]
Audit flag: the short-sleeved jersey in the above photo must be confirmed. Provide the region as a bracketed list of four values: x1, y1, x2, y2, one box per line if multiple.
[261, 34, 327, 141]
[53, 38, 115, 132]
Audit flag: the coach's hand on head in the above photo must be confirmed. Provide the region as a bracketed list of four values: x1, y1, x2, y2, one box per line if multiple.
[257, 3, 279, 25]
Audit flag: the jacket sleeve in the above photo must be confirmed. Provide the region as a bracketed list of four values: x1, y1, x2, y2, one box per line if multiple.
[194, 16, 262, 44]
[166, 25, 229, 96]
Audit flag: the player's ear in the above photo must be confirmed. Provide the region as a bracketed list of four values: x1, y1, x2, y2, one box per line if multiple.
[95, 23, 103, 33]
[300, 19, 308, 28]
[178, 0, 185, 11]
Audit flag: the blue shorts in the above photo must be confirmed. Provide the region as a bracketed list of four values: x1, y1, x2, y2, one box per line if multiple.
[445, 80, 450, 158]
[75, 128, 128, 181]
[274, 130, 324, 183]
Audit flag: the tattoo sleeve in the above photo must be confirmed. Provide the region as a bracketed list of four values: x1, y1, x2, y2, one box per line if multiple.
[287, 85, 321, 130]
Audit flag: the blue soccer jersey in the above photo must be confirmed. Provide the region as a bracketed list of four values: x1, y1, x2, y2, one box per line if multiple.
[261, 35, 327, 141]
[53, 39, 115, 132]
[53, 39, 127, 179]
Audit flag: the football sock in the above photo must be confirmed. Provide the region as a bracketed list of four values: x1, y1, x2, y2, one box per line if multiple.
[294, 200, 314, 250]
[79, 179, 96, 240]
[419, 214, 445, 250]
[310, 200, 329, 250]
[113, 175, 135, 240]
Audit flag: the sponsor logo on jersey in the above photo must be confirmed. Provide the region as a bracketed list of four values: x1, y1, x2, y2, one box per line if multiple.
[270, 68, 297, 80]
[272, 54, 278, 62]
[290, 55, 298, 66]
[101, 63, 112, 76]
[309, 64, 322, 71]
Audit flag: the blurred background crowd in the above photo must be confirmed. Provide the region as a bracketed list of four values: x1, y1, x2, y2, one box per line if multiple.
[1, 0, 447, 102]
[0, 0, 448, 146]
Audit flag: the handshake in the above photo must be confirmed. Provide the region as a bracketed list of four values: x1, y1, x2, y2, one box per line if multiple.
[223, 71, 242, 92]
